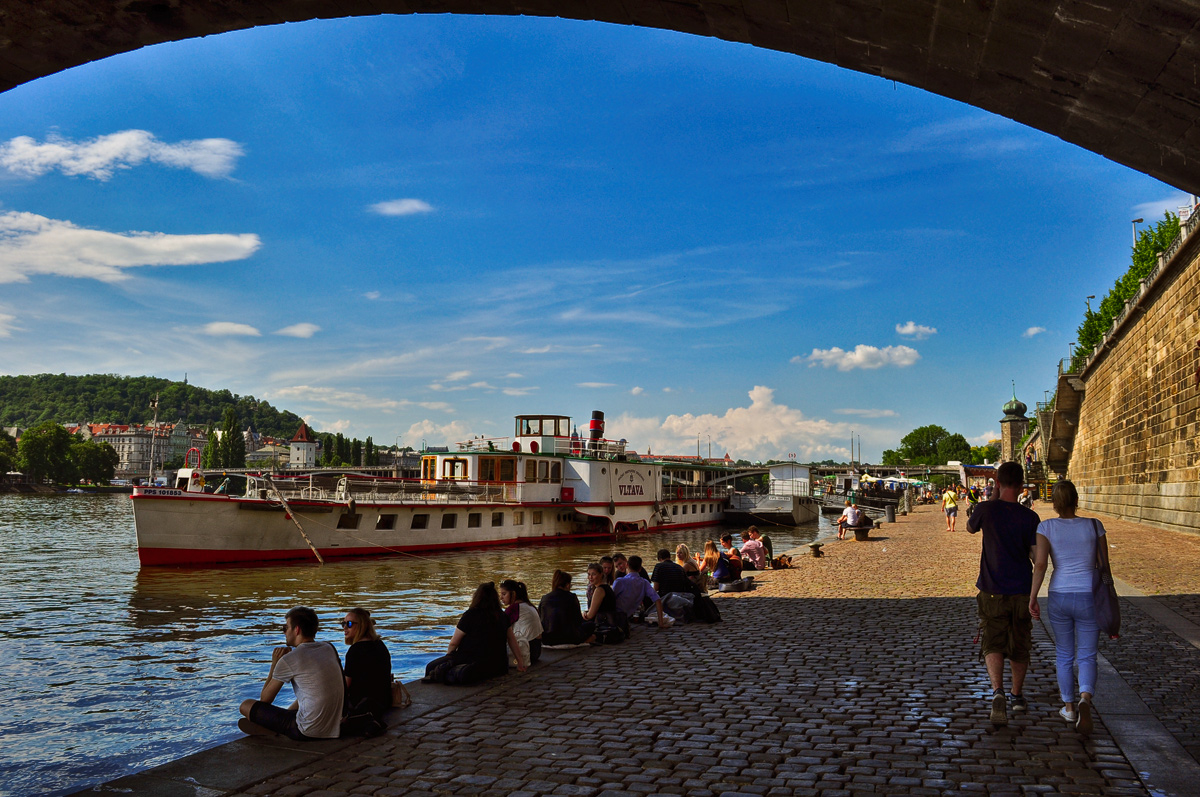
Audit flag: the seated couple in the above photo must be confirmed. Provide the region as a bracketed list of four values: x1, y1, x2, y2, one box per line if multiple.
[836, 501, 867, 539]
[239, 606, 393, 740]
[423, 582, 528, 686]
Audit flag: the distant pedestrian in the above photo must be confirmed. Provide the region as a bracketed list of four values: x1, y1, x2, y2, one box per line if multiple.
[1018, 486, 1034, 509]
[1029, 480, 1109, 735]
[967, 462, 1040, 727]
[941, 487, 959, 532]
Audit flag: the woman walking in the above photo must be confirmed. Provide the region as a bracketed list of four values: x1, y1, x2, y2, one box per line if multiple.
[1029, 480, 1110, 734]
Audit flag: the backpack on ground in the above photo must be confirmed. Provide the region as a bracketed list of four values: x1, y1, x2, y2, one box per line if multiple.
[692, 594, 722, 623]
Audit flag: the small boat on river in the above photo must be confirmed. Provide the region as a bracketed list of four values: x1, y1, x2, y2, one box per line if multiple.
[131, 411, 732, 566]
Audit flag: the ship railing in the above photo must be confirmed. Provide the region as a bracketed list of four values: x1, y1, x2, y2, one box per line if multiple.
[454, 437, 511, 452]
[662, 484, 732, 501]
[550, 437, 628, 459]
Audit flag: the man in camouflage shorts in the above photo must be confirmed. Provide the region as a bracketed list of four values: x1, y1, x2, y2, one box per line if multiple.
[967, 461, 1040, 726]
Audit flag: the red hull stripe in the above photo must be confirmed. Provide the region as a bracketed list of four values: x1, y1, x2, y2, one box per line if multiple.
[137, 519, 722, 566]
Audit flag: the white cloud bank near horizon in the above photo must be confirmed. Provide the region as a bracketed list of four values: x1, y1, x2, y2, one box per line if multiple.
[0, 130, 244, 180]
[0, 211, 261, 283]
[604, 385, 866, 461]
[798, 344, 920, 371]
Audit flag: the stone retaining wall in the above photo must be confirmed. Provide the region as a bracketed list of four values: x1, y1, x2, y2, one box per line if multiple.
[1071, 227, 1200, 534]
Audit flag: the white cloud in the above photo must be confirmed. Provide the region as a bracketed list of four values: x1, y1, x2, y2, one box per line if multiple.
[0, 311, 17, 337]
[895, 321, 936, 340]
[369, 198, 434, 216]
[834, 408, 898, 418]
[1023, 326, 1046, 338]
[363, 291, 381, 300]
[0, 211, 260, 284]
[1133, 194, 1191, 221]
[577, 382, 615, 388]
[271, 386, 452, 413]
[663, 387, 673, 393]
[444, 370, 471, 382]
[798, 344, 920, 371]
[631, 386, 644, 395]
[275, 323, 320, 338]
[608, 386, 854, 461]
[520, 345, 553, 354]
[504, 373, 523, 379]
[970, 431, 1000, 446]
[429, 380, 496, 392]
[404, 419, 472, 445]
[0, 130, 244, 180]
[502, 387, 538, 396]
[204, 321, 261, 337]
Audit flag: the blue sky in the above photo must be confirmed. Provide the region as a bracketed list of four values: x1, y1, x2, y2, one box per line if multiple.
[0, 15, 1187, 462]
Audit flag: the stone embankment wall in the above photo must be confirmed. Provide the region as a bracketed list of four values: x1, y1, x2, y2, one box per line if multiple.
[1071, 231, 1200, 534]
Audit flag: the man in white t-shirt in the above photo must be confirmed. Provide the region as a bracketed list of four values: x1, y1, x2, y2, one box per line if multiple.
[239, 606, 345, 740]
[837, 501, 863, 540]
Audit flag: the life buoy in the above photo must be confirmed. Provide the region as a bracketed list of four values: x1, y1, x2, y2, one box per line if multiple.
[676, 487, 682, 499]
[706, 488, 713, 498]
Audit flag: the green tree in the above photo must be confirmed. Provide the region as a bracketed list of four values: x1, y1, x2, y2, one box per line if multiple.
[219, 408, 245, 468]
[351, 439, 362, 467]
[18, 422, 78, 483]
[0, 428, 16, 472]
[71, 439, 119, 484]
[898, 425, 950, 465]
[1072, 211, 1180, 371]
[201, 426, 218, 468]
[880, 449, 902, 467]
[364, 437, 375, 466]
[968, 443, 1001, 464]
[936, 433, 971, 464]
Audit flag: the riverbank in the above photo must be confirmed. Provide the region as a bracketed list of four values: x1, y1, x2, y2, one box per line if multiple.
[77, 503, 1200, 796]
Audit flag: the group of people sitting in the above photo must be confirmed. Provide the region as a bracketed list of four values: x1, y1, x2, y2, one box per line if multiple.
[238, 530, 773, 740]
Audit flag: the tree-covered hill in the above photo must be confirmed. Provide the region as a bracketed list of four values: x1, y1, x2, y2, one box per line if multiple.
[0, 374, 307, 438]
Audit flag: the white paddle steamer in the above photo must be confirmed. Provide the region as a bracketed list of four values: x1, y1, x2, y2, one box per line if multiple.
[131, 411, 730, 566]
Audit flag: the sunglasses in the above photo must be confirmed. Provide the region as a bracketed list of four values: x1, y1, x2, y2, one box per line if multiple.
[339, 620, 355, 629]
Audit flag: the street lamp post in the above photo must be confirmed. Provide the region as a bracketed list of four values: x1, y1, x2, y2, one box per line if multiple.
[1132, 218, 1143, 246]
[1086, 294, 1096, 314]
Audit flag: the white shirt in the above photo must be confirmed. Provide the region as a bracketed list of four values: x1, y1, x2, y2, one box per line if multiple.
[1037, 517, 1105, 594]
[271, 641, 345, 738]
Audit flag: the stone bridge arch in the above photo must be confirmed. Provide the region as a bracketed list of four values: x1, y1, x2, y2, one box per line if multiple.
[2, 1, 1199, 191]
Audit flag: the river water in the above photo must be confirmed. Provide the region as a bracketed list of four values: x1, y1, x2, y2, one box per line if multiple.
[0, 493, 827, 796]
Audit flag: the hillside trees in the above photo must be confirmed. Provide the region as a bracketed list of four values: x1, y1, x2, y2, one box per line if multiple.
[17, 422, 78, 482]
[0, 428, 15, 472]
[71, 439, 119, 484]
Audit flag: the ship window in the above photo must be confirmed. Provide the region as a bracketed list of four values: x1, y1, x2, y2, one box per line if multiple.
[468, 512, 481, 528]
[682, 505, 688, 515]
[491, 511, 504, 527]
[532, 511, 543, 525]
[337, 513, 361, 530]
[479, 457, 518, 483]
[692, 504, 697, 514]
[441, 514, 457, 529]
[550, 462, 562, 483]
[376, 514, 396, 530]
[538, 461, 549, 483]
[443, 459, 468, 480]
[411, 513, 429, 529]
[421, 457, 437, 481]
[525, 460, 537, 482]
[672, 505, 678, 515]
[513, 510, 524, 525]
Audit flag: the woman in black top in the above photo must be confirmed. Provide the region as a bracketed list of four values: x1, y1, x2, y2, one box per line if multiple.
[538, 569, 594, 645]
[424, 582, 526, 685]
[341, 607, 392, 721]
[583, 562, 623, 637]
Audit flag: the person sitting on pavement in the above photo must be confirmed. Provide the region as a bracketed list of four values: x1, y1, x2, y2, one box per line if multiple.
[614, 555, 669, 627]
[837, 501, 863, 540]
[583, 562, 625, 639]
[600, 556, 617, 585]
[423, 582, 526, 685]
[676, 543, 706, 593]
[740, 526, 767, 571]
[719, 534, 744, 579]
[652, 548, 697, 597]
[1018, 486, 1035, 509]
[702, 539, 736, 584]
[340, 607, 392, 728]
[538, 570, 594, 646]
[500, 579, 543, 669]
[239, 606, 344, 740]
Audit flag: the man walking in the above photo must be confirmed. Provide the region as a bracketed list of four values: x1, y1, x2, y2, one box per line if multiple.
[239, 606, 344, 740]
[967, 462, 1040, 727]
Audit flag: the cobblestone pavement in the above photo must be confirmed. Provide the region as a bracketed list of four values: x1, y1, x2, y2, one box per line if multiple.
[224, 504, 1200, 797]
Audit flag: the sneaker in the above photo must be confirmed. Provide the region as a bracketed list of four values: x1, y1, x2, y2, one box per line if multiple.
[1076, 698, 1093, 735]
[1059, 706, 1078, 723]
[1009, 693, 1028, 712]
[990, 689, 1008, 726]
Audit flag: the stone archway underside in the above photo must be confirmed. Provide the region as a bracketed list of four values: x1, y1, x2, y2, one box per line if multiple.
[3, 0, 1200, 191]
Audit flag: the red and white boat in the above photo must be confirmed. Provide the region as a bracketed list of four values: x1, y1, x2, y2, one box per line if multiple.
[131, 411, 731, 566]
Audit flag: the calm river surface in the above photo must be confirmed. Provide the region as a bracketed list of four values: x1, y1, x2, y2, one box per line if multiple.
[0, 493, 828, 796]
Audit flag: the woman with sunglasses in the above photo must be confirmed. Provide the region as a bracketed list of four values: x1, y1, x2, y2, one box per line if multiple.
[341, 608, 392, 725]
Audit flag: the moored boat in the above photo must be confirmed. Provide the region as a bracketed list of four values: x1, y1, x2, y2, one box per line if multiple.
[131, 411, 732, 566]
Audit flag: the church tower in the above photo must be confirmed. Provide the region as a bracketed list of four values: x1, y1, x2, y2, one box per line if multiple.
[999, 385, 1029, 464]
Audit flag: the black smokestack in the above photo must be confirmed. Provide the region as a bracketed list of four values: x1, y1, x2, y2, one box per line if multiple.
[588, 410, 605, 447]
